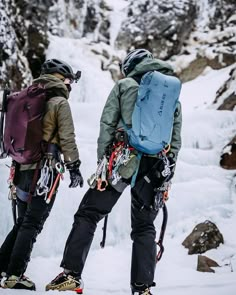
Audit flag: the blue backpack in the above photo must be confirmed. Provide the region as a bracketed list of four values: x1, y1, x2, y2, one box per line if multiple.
[126, 70, 181, 154]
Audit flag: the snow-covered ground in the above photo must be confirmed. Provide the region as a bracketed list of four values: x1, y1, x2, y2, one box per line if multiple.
[0, 35, 236, 295]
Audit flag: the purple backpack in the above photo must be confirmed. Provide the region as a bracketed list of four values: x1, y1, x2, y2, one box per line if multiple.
[3, 83, 47, 164]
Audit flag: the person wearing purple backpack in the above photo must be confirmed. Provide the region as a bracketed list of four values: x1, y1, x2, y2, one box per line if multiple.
[0, 59, 84, 290]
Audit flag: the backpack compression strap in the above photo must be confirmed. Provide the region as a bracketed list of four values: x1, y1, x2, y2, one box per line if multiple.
[0, 89, 10, 159]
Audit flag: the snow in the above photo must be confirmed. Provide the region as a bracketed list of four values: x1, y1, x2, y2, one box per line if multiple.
[1, 36, 236, 295]
[105, 0, 129, 47]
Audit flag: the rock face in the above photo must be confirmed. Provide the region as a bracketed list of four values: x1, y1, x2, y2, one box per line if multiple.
[213, 67, 236, 111]
[0, 0, 51, 90]
[182, 220, 224, 254]
[115, 0, 197, 59]
[169, 0, 236, 82]
[197, 255, 220, 273]
[220, 136, 236, 170]
[1, 0, 236, 90]
[0, 0, 110, 90]
[48, 0, 111, 43]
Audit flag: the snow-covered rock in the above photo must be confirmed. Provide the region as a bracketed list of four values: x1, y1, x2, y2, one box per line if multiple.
[0, 0, 50, 90]
[115, 0, 197, 59]
[48, 0, 111, 43]
[220, 135, 236, 170]
[213, 67, 236, 111]
[171, 0, 236, 82]
[182, 220, 224, 254]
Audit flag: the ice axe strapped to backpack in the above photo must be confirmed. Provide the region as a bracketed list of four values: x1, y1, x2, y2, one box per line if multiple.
[0, 88, 10, 159]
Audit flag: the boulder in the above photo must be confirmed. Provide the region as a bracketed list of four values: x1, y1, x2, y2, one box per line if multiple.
[220, 136, 236, 170]
[182, 220, 224, 254]
[197, 255, 220, 273]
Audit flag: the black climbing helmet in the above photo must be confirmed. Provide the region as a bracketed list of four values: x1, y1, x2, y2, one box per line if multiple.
[41, 59, 81, 82]
[121, 49, 153, 76]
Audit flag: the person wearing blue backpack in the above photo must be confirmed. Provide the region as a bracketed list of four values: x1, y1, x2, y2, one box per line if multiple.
[46, 49, 182, 295]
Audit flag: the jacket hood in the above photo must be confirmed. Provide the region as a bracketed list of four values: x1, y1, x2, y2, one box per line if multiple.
[127, 58, 174, 77]
[33, 74, 69, 99]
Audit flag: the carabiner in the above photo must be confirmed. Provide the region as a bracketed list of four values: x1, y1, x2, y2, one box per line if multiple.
[97, 178, 108, 191]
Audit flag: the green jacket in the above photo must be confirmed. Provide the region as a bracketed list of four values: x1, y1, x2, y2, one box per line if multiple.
[20, 74, 79, 170]
[97, 58, 182, 161]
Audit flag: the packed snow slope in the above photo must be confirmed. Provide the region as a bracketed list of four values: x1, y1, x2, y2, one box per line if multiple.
[0, 36, 236, 294]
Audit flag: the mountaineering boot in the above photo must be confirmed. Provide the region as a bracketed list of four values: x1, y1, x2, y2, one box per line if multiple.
[131, 283, 153, 295]
[45, 272, 84, 293]
[1, 274, 36, 290]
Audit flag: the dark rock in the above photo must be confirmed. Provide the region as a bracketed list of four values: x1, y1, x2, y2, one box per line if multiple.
[220, 136, 236, 170]
[0, 0, 50, 90]
[213, 67, 236, 111]
[182, 220, 224, 254]
[83, 4, 100, 35]
[197, 255, 220, 273]
[208, 0, 236, 30]
[115, 0, 197, 59]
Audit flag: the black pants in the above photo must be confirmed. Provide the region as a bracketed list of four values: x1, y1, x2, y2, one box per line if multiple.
[61, 157, 159, 287]
[0, 169, 57, 277]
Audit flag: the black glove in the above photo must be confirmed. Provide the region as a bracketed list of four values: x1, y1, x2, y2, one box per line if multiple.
[66, 160, 84, 188]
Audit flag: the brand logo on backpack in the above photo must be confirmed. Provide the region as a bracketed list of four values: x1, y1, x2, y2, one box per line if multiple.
[1, 84, 47, 164]
[126, 70, 181, 154]
[158, 93, 166, 117]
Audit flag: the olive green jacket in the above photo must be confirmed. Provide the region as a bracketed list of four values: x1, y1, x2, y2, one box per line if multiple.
[20, 74, 79, 170]
[97, 58, 182, 161]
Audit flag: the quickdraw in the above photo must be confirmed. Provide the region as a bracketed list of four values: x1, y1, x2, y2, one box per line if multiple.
[7, 164, 17, 201]
[45, 162, 64, 204]
[108, 142, 134, 185]
[7, 163, 17, 225]
[97, 158, 108, 191]
[36, 158, 54, 196]
[87, 156, 109, 191]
